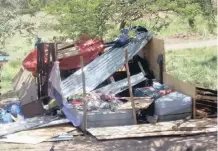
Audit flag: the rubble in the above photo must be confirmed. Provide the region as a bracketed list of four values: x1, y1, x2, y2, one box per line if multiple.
[0, 26, 216, 144]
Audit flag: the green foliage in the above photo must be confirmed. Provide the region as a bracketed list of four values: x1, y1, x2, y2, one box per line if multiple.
[166, 47, 217, 89]
[31, 0, 216, 39]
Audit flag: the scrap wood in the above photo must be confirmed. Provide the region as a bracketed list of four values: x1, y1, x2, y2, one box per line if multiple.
[196, 110, 208, 118]
[196, 99, 217, 104]
[80, 56, 87, 133]
[196, 87, 217, 94]
[87, 118, 217, 140]
[196, 95, 217, 101]
[57, 42, 75, 50]
[92, 127, 217, 140]
[88, 121, 180, 136]
[0, 124, 76, 144]
[196, 102, 217, 108]
[196, 90, 217, 96]
[125, 49, 137, 125]
[118, 97, 153, 110]
[57, 47, 79, 59]
[177, 118, 217, 131]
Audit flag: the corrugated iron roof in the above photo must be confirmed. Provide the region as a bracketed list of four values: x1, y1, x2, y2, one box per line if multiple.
[94, 72, 146, 94]
[61, 32, 154, 98]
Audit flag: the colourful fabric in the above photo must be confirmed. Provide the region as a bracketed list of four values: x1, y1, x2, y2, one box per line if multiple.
[23, 38, 104, 75]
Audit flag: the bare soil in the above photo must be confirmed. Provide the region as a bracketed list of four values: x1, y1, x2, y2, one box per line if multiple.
[0, 133, 216, 151]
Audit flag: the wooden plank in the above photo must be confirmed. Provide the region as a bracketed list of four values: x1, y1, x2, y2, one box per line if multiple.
[88, 118, 217, 140]
[57, 42, 75, 50]
[196, 90, 217, 96]
[196, 99, 217, 104]
[88, 121, 177, 136]
[196, 102, 217, 108]
[118, 98, 153, 110]
[196, 87, 217, 94]
[94, 127, 217, 140]
[11, 68, 38, 106]
[144, 38, 165, 81]
[125, 49, 137, 125]
[0, 124, 76, 144]
[196, 95, 217, 101]
[163, 73, 196, 98]
[80, 56, 87, 133]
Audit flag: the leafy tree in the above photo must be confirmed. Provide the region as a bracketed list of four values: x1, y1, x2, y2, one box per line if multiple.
[0, 0, 37, 48]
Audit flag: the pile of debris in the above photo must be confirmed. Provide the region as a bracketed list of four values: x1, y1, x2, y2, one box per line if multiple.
[0, 26, 216, 144]
[196, 87, 217, 118]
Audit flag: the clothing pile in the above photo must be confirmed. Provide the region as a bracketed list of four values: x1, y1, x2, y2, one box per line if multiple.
[134, 82, 172, 99]
[71, 92, 124, 112]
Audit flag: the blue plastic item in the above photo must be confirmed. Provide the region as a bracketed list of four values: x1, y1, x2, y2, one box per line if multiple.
[4, 102, 25, 120]
[0, 110, 13, 123]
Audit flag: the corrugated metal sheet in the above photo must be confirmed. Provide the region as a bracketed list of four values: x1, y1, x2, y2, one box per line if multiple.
[94, 72, 146, 94]
[61, 32, 154, 98]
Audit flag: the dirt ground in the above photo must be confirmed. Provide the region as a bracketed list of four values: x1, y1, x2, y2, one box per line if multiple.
[0, 133, 217, 151]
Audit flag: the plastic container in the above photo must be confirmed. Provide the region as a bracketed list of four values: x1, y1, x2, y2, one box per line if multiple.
[154, 91, 192, 121]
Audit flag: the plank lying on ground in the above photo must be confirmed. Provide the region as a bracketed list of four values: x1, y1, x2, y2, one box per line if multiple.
[61, 32, 153, 98]
[178, 118, 217, 130]
[94, 127, 217, 140]
[94, 72, 146, 94]
[88, 118, 217, 140]
[0, 124, 76, 144]
[0, 116, 59, 137]
[118, 97, 153, 110]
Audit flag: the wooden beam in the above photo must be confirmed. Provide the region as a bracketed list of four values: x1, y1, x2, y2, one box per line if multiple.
[196, 95, 217, 101]
[125, 49, 137, 125]
[137, 61, 146, 76]
[196, 87, 217, 94]
[196, 90, 217, 96]
[88, 118, 217, 140]
[196, 102, 217, 108]
[193, 89, 196, 119]
[80, 56, 87, 133]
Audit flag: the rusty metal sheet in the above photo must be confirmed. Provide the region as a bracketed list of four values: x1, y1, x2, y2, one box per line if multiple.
[94, 72, 146, 94]
[61, 32, 153, 98]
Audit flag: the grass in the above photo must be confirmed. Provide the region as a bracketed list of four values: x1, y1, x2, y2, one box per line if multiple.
[165, 47, 217, 90]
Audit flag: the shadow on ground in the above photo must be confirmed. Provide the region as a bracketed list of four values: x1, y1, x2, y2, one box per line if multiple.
[0, 133, 216, 151]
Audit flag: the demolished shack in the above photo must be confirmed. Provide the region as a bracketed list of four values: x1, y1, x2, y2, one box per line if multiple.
[7, 26, 217, 140]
